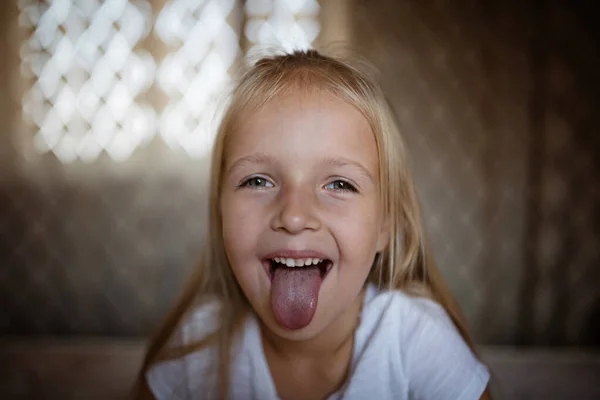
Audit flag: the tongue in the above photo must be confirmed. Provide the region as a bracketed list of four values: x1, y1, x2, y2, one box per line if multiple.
[271, 266, 322, 330]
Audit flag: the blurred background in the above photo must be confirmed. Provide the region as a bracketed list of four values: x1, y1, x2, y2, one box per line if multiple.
[0, 0, 599, 398]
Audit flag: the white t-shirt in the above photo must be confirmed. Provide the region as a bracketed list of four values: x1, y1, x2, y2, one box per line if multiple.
[147, 284, 490, 399]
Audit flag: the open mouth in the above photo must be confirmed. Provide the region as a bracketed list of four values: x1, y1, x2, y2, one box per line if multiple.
[264, 254, 334, 330]
[267, 257, 333, 279]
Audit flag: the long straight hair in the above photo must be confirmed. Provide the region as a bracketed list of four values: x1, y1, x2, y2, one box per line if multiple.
[135, 49, 477, 399]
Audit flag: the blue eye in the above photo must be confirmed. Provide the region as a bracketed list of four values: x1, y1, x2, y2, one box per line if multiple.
[325, 179, 358, 192]
[240, 176, 273, 188]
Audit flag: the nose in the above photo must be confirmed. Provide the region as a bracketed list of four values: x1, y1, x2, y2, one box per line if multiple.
[270, 186, 321, 234]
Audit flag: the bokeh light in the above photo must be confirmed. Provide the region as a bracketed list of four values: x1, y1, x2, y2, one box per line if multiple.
[18, 0, 321, 164]
[19, 0, 156, 163]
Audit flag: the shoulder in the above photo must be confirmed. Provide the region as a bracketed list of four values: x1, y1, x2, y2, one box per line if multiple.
[176, 300, 223, 344]
[358, 285, 459, 369]
[362, 285, 454, 336]
[145, 300, 223, 400]
[362, 286, 489, 399]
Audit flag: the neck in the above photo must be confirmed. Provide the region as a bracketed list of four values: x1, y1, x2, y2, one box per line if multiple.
[260, 286, 366, 360]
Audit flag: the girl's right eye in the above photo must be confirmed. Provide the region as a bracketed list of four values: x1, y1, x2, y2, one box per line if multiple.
[239, 176, 274, 189]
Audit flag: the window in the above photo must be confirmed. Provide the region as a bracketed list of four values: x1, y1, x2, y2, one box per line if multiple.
[18, 0, 320, 164]
[155, 0, 239, 158]
[244, 0, 320, 55]
[19, 0, 157, 163]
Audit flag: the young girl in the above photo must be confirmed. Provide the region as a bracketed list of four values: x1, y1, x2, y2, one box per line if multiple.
[136, 50, 491, 400]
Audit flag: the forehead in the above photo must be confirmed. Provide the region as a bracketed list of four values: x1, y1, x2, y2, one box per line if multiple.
[225, 90, 378, 169]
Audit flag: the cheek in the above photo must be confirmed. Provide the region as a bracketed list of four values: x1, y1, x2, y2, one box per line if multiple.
[332, 202, 383, 264]
[221, 194, 266, 262]
[221, 197, 250, 253]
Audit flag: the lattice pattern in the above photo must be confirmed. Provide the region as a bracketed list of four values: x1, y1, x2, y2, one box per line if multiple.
[155, 0, 240, 157]
[245, 0, 320, 54]
[18, 0, 319, 163]
[19, 0, 156, 163]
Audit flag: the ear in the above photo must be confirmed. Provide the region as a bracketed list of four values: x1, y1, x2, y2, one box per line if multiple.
[376, 218, 391, 252]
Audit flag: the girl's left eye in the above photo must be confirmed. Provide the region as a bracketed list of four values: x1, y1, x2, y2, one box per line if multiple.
[239, 176, 273, 188]
[324, 180, 358, 193]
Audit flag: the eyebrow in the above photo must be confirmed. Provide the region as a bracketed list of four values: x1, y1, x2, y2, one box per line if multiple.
[226, 152, 276, 176]
[322, 156, 375, 183]
[225, 152, 375, 183]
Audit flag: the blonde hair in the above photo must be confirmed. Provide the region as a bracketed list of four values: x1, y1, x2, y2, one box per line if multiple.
[135, 49, 476, 398]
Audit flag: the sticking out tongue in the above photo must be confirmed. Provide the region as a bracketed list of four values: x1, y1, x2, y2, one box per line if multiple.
[271, 266, 322, 330]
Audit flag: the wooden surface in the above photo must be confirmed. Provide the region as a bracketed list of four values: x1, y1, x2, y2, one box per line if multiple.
[0, 337, 599, 399]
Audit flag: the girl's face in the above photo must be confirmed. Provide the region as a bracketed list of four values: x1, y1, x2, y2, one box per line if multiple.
[220, 89, 388, 340]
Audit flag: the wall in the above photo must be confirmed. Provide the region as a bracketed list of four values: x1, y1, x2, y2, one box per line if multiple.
[351, 0, 599, 345]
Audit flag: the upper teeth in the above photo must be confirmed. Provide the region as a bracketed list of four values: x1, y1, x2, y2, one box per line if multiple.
[272, 257, 323, 267]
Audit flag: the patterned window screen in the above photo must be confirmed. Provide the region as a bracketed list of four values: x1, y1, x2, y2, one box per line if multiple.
[18, 0, 321, 164]
[18, 0, 157, 163]
[244, 0, 320, 54]
[154, 0, 239, 158]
